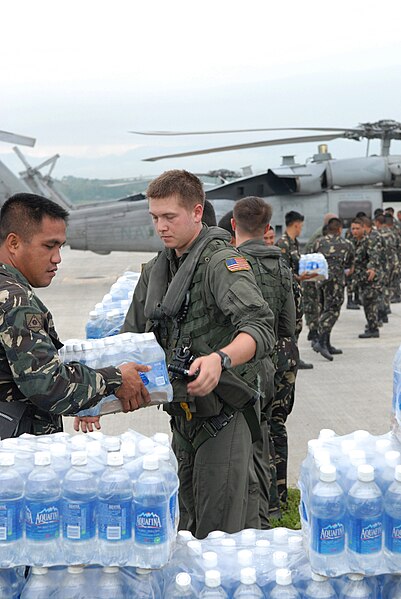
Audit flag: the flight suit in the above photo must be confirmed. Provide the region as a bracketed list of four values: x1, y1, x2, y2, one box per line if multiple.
[122, 226, 275, 538]
[0, 263, 122, 436]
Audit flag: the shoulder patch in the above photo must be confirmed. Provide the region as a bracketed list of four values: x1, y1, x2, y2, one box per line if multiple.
[25, 313, 44, 333]
[225, 257, 250, 272]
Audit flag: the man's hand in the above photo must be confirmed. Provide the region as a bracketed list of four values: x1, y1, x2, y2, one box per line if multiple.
[115, 363, 152, 412]
[74, 415, 101, 433]
[299, 271, 319, 282]
[367, 268, 376, 282]
[186, 353, 222, 397]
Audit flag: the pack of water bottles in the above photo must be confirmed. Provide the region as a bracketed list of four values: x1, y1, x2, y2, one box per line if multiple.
[298, 426, 401, 577]
[299, 253, 328, 281]
[59, 332, 173, 416]
[85, 271, 140, 339]
[0, 429, 178, 570]
[392, 344, 401, 439]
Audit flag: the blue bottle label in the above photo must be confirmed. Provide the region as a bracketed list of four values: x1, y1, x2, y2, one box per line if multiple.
[0, 499, 23, 542]
[385, 515, 401, 553]
[134, 503, 167, 545]
[149, 360, 169, 387]
[349, 516, 383, 554]
[62, 499, 96, 541]
[25, 500, 60, 541]
[98, 499, 131, 541]
[311, 516, 345, 554]
[169, 493, 177, 526]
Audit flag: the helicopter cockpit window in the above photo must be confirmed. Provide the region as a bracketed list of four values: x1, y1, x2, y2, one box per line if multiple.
[338, 200, 372, 229]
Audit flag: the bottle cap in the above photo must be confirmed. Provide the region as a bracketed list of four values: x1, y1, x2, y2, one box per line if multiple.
[51, 443, 67, 457]
[187, 540, 202, 556]
[71, 451, 88, 466]
[88, 430, 103, 440]
[208, 530, 225, 540]
[138, 438, 155, 455]
[276, 568, 292, 586]
[237, 549, 253, 567]
[205, 570, 221, 588]
[314, 449, 331, 467]
[307, 439, 321, 455]
[395, 465, 401, 482]
[103, 436, 120, 451]
[107, 451, 123, 467]
[348, 573, 364, 581]
[0, 452, 14, 466]
[136, 568, 150, 575]
[154, 446, 169, 461]
[353, 429, 370, 443]
[319, 464, 337, 482]
[34, 451, 51, 466]
[349, 449, 366, 465]
[240, 567, 256, 585]
[176, 572, 191, 591]
[153, 432, 170, 446]
[1, 438, 18, 449]
[68, 566, 84, 574]
[121, 441, 136, 458]
[311, 572, 328, 582]
[273, 551, 288, 568]
[255, 539, 270, 555]
[376, 439, 392, 454]
[221, 538, 236, 550]
[385, 450, 400, 467]
[143, 454, 159, 470]
[319, 428, 336, 440]
[202, 551, 218, 568]
[32, 567, 48, 575]
[81, 342, 93, 351]
[70, 436, 88, 450]
[177, 530, 193, 543]
[89, 311, 97, 319]
[273, 527, 288, 545]
[103, 567, 119, 573]
[358, 464, 374, 482]
[87, 441, 102, 456]
[241, 528, 256, 544]
[288, 535, 303, 550]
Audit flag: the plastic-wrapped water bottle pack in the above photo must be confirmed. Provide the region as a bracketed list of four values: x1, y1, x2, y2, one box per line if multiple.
[298, 426, 401, 577]
[59, 332, 173, 416]
[0, 429, 178, 569]
[298, 253, 328, 281]
[392, 344, 401, 440]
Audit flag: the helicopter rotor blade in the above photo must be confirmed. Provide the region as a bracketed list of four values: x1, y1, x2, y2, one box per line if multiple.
[131, 127, 362, 136]
[143, 133, 347, 162]
[0, 130, 36, 147]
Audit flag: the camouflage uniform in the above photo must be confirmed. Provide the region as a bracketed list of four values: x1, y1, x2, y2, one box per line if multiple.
[238, 240, 296, 527]
[312, 234, 354, 335]
[122, 226, 275, 538]
[353, 236, 382, 331]
[0, 263, 122, 437]
[302, 228, 322, 337]
[380, 227, 399, 311]
[276, 232, 303, 336]
[345, 228, 359, 304]
[369, 228, 388, 319]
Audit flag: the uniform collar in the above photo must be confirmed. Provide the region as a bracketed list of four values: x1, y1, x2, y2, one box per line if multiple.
[0, 263, 31, 289]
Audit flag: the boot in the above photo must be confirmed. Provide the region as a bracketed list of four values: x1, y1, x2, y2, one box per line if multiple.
[346, 295, 360, 310]
[358, 328, 380, 338]
[298, 358, 314, 370]
[313, 332, 333, 361]
[308, 330, 319, 346]
[327, 333, 342, 355]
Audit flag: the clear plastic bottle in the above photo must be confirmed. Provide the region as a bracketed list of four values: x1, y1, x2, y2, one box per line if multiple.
[20, 567, 57, 599]
[25, 451, 61, 566]
[0, 569, 13, 599]
[154, 446, 179, 531]
[393, 344, 401, 422]
[50, 443, 71, 481]
[0, 453, 24, 567]
[62, 451, 97, 565]
[133, 454, 170, 568]
[171, 572, 198, 598]
[199, 570, 228, 599]
[94, 566, 126, 599]
[233, 567, 263, 598]
[378, 450, 401, 493]
[98, 451, 132, 566]
[303, 572, 337, 599]
[56, 566, 87, 599]
[339, 573, 373, 599]
[270, 569, 301, 599]
[123, 567, 159, 599]
[384, 464, 401, 570]
[86, 311, 101, 340]
[310, 464, 346, 575]
[344, 450, 366, 492]
[347, 464, 383, 573]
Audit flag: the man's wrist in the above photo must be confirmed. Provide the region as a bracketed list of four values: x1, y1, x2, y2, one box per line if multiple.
[213, 350, 232, 371]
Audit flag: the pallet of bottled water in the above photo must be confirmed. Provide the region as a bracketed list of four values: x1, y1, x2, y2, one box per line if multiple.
[392, 344, 401, 443]
[299, 427, 401, 577]
[299, 253, 328, 281]
[60, 332, 173, 416]
[0, 429, 178, 570]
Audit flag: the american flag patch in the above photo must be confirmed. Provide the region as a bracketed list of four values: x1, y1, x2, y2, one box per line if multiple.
[225, 257, 250, 272]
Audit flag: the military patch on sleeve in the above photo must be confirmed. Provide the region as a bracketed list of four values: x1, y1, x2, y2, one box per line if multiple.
[25, 313, 44, 333]
[225, 257, 250, 272]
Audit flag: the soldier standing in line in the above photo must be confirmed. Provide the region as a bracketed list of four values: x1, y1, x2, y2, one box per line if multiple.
[351, 217, 382, 338]
[375, 214, 400, 313]
[311, 218, 354, 361]
[232, 197, 296, 525]
[383, 212, 401, 303]
[361, 216, 388, 325]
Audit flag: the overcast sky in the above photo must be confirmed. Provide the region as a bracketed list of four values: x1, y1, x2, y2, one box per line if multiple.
[2, 0, 401, 178]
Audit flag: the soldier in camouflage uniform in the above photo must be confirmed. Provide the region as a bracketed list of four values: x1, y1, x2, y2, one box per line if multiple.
[233, 197, 296, 526]
[345, 227, 360, 310]
[0, 194, 150, 438]
[362, 216, 388, 324]
[122, 171, 275, 538]
[351, 217, 382, 338]
[312, 218, 354, 361]
[375, 214, 400, 314]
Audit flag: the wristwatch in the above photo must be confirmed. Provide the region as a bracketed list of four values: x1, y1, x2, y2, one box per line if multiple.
[214, 350, 232, 371]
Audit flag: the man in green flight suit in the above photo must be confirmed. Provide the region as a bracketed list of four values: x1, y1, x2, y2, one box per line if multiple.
[0, 193, 151, 438]
[122, 170, 276, 538]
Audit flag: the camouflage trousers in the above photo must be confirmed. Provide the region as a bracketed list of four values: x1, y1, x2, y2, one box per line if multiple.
[359, 284, 380, 330]
[317, 280, 345, 335]
[302, 281, 320, 333]
[390, 267, 401, 300]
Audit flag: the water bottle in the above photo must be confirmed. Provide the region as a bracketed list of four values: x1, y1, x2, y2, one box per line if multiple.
[123, 567, 159, 599]
[0, 570, 13, 599]
[384, 464, 401, 570]
[98, 451, 132, 566]
[1, 438, 34, 481]
[154, 445, 179, 531]
[378, 450, 401, 493]
[344, 450, 366, 492]
[393, 344, 401, 421]
[339, 574, 373, 599]
[56, 566, 87, 599]
[347, 464, 383, 573]
[171, 572, 198, 598]
[0, 453, 24, 567]
[310, 464, 346, 575]
[233, 567, 263, 598]
[86, 311, 101, 339]
[133, 454, 170, 568]
[298, 439, 321, 536]
[219, 538, 237, 594]
[253, 539, 271, 587]
[304, 572, 337, 599]
[62, 451, 97, 565]
[94, 566, 125, 599]
[25, 451, 61, 566]
[20, 567, 57, 599]
[50, 443, 71, 481]
[200, 570, 228, 598]
[273, 527, 289, 548]
[270, 569, 301, 599]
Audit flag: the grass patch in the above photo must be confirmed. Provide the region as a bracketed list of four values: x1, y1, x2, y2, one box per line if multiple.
[270, 488, 301, 530]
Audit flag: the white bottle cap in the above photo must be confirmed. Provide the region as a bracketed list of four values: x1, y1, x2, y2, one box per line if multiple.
[81, 342, 93, 351]
[32, 567, 48, 575]
[255, 539, 271, 555]
[273, 527, 288, 545]
[348, 573, 364, 581]
[288, 535, 303, 550]
[89, 311, 97, 319]
[176, 572, 191, 591]
[376, 439, 392, 454]
[314, 449, 331, 468]
[208, 530, 225, 540]
[138, 438, 155, 455]
[341, 439, 356, 454]
[276, 568, 292, 586]
[121, 441, 136, 458]
[221, 538, 236, 549]
[349, 449, 366, 465]
[307, 439, 321, 455]
[319, 429, 336, 440]
[187, 540, 202, 556]
[143, 454, 159, 470]
[51, 443, 67, 457]
[202, 551, 218, 568]
[34, 451, 51, 466]
[273, 551, 288, 568]
[177, 530, 193, 543]
[70, 436, 88, 450]
[153, 446, 170, 461]
[136, 568, 150, 575]
[237, 549, 253, 567]
[71, 451, 88, 466]
[53, 432, 70, 441]
[103, 437, 120, 451]
[103, 566, 119, 573]
[395, 465, 401, 482]
[358, 464, 374, 482]
[240, 567, 256, 585]
[104, 337, 115, 346]
[87, 441, 102, 456]
[385, 450, 400, 467]
[153, 432, 170, 446]
[68, 566, 84, 574]
[0, 452, 14, 466]
[353, 429, 370, 442]
[241, 528, 256, 544]
[107, 451, 123, 467]
[87, 431, 103, 440]
[205, 570, 221, 588]
[311, 572, 328, 582]
[1, 438, 18, 449]
[320, 464, 337, 483]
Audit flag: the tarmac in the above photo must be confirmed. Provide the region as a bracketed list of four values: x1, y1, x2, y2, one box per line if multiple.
[37, 247, 401, 487]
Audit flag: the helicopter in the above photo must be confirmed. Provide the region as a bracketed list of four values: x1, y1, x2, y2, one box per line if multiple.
[132, 119, 401, 243]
